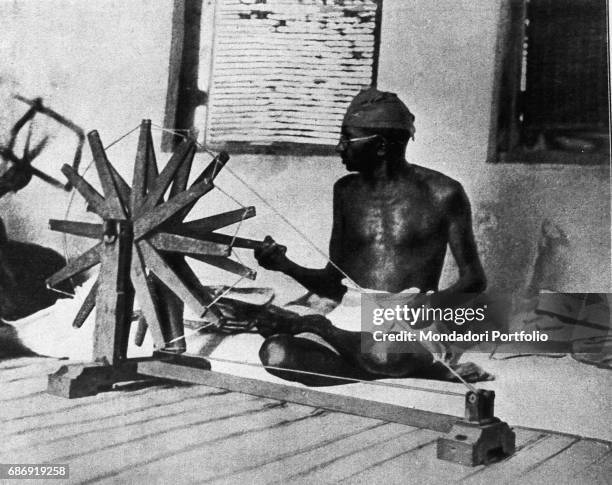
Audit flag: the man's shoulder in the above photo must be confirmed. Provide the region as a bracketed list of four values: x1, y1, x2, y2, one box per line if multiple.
[333, 174, 360, 192]
[411, 165, 465, 198]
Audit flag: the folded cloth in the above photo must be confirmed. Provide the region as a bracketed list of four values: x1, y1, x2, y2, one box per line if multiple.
[285, 280, 450, 360]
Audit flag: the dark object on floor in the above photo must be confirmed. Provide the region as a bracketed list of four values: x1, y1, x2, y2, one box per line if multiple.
[0, 218, 72, 321]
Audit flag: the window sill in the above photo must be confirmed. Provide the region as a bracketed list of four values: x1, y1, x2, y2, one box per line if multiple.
[497, 149, 609, 165]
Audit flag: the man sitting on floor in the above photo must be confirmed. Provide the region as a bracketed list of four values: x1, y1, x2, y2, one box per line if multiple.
[253, 88, 490, 385]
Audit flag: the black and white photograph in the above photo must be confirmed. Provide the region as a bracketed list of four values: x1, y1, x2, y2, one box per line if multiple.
[0, 0, 610, 483]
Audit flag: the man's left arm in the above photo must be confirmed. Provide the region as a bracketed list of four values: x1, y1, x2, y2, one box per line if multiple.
[429, 183, 486, 308]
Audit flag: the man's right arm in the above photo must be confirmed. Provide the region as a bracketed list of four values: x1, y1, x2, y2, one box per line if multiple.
[254, 181, 347, 301]
[254, 238, 345, 301]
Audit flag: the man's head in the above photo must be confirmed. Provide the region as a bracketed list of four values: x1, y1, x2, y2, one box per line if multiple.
[337, 88, 415, 172]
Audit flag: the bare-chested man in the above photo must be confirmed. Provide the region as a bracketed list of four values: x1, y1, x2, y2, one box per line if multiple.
[253, 88, 489, 386]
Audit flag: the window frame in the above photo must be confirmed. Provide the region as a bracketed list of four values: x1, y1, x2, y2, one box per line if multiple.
[491, 0, 610, 165]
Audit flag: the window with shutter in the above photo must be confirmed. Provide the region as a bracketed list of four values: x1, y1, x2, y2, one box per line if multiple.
[164, 0, 382, 154]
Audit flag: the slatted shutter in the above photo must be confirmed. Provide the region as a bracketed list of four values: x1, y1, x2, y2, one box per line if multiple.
[204, 0, 381, 152]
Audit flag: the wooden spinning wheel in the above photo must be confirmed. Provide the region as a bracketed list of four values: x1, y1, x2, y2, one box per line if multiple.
[44, 120, 515, 466]
[46, 119, 260, 369]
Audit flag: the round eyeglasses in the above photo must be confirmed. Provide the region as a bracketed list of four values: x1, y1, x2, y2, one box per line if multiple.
[338, 134, 379, 147]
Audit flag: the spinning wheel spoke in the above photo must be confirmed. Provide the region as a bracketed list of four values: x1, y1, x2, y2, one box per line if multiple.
[136, 139, 194, 216]
[200, 151, 229, 183]
[133, 179, 214, 239]
[131, 120, 151, 213]
[49, 220, 102, 239]
[72, 279, 98, 328]
[169, 144, 195, 198]
[166, 257, 223, 324]
[148, 232, 230, 257]
[199, 232, 262, 250]
[46, 242, 102, 287]
[107, 162, 132, 213]
[88, 131, 126, 219]
[61, 165, 110, 218]
[130, 245, 166, 348]
[146, 129, 159, 192]
[138, 240, 210, 317]
[180, 206, 256, 234]
[172, 152, 231, 223]
[187, 254, 257, 280]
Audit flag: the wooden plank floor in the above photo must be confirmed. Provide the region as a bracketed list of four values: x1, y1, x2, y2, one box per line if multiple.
[1, 357, 610, 484]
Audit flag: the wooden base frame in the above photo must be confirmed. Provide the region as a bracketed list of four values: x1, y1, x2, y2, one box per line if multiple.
[138, 352, 458, 433]
[47, 361, 141, 399]
[45, 351, 456, 432]
[46, 352, 515, 466]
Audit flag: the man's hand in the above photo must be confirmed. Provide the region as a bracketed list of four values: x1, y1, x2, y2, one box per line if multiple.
[409, 292, 435, 329]
[254, 236, 290, 272]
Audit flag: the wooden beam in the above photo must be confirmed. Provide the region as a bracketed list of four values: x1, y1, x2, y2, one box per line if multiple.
[161, 0, 186, 152]
[49, 220, 102, 240]
[133, 180, 214, 239]
[88, 131, 126, 219]
[46, 243, 102, 287]
[148, 232, 230, 257]
[161, 0, 206, 151]
[72, 279, 98, 328]
[370, 0, 383, 88]
[496, 0, 527, 157]
[93, 224, 134, 364]
[136, 357, 458, 433]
